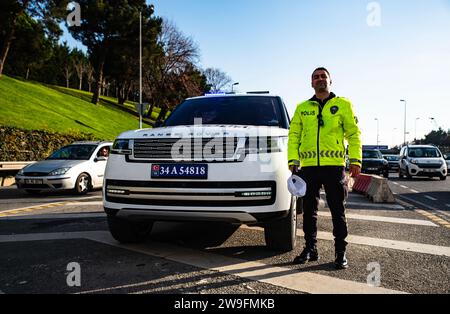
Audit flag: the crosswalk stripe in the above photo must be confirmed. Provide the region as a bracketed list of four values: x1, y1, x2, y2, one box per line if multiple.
[243, 226, 450, 257]
[318, 212, 438, 227]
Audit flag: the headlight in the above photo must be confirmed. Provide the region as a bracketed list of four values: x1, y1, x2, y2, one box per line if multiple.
[49, 167, 71, 176]
[383, 160, 388, 165]
[410, 159, 418, 164]
[245, 136, 288, 154]
[17, 168, 25, 175]
[111, 139, 132, 155]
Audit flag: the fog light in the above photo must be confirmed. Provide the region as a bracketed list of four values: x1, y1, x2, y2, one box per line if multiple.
[236, 191, 272, 197]
[107, 189, 129, 195]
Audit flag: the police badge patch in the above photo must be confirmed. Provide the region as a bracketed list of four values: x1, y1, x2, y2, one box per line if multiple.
[330, 106, 339, 115]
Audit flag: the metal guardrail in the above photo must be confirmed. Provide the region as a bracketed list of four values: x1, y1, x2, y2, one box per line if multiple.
[0, 162, 35, 187]
[0, 161, 35, 171]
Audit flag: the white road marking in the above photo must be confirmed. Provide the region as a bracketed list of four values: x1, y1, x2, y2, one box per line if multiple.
[400, 185, 408, 189]
[243, 226, 450, 257]
[318, 212, 438, 227]
[344, 202, 404, 210]
[424, 196, 437, 201]
[0, 213, 105, 220]
[0, 231, 404, 294]
[409, 189, 419, 194]
[392, 182, 399, 185]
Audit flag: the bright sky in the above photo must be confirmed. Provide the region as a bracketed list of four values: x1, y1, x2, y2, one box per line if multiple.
[62, 0, 450, 147]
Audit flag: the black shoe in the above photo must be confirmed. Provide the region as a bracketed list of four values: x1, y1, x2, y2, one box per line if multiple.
[293, 247, 319, 264]
[334, 252, 348, 269]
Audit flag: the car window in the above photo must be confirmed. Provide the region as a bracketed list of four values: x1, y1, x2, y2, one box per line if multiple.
[97, 145, 111, 158]
[363, 150, 381, 158]
[164, 96, 283, 127]
[47, 145, 97, 160]
[408, 148, 441, 158]
[384, 155, 399, 161]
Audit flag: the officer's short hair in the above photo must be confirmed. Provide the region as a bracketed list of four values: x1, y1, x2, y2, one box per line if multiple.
[312, 67, 331, 79]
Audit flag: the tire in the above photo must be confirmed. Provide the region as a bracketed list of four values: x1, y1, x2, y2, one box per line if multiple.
[405, 167, 412, 180]
[383, 171, 389, 178]
[264, 196, 297, 252]
[74, 173, 91, 195]
[107, 214, 154, 244]
[399, 168, 404, 179]
[440, 175, 447, 181]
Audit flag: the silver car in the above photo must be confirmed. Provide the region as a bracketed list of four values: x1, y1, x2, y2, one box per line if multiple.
[15, 141, 113, 195]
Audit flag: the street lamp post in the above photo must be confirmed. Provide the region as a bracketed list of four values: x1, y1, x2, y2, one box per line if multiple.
[400, 100, 407, 145]
[139, 11, 143, 129]
[231, 82, 239, 93]
[414, 117, 420, 142]
[374, 118, 379, 147]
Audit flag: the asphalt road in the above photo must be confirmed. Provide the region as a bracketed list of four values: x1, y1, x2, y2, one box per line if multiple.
[0, 185, 449, 295]
[387, 173, 450, 218]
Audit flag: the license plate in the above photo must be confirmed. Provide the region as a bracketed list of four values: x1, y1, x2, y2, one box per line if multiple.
[423, 169, 435, 173]
[368, 167, 378, 171]
[25, 179, 43, 184]
[151, 164, 208, 179]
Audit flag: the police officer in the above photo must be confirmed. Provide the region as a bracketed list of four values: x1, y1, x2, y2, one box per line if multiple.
[288, 67, 362, 269]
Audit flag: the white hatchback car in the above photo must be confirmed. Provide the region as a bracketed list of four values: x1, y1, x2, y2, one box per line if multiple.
[103, 94, 299, 251]
[16, 141, 113, 194]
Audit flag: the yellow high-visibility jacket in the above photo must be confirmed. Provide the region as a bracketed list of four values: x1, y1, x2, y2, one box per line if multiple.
[288, 95, 362, 168]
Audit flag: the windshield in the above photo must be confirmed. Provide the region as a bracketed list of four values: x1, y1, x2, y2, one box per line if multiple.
[47, 145, 97, 160]
[363, 150, 382, 159]
[408, 148, 441, 158]
[384, 155, 399, 161]
[163, 96, 283, 127]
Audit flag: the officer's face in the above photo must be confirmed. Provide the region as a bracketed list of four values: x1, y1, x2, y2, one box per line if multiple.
[312, 70, 332, 93]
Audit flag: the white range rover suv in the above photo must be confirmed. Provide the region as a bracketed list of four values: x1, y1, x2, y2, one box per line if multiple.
[103, 94, 298, 251]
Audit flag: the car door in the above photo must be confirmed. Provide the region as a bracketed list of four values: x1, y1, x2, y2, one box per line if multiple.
[92, 145, 111, 187]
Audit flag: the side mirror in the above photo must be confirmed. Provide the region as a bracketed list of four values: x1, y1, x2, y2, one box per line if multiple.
[95, 156, 107, 162]
[154, 120, 163, 128]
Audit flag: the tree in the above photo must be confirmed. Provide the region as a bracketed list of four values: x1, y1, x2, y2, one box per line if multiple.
[67, 0, 157, 105]
[85, 62, 95, 92]
[203, 67, 232, 92]
[143, 19, 204, 121]
[0, 0, 67, 77]
[72, 49, 87, 90]
[3, 13, 53, 80]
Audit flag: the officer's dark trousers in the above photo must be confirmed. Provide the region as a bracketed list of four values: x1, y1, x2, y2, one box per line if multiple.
[298, 166, 348, 253]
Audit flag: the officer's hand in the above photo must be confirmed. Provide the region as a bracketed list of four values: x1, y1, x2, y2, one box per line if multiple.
[349, 164, 361, 177]
[289, 165, 299, 173]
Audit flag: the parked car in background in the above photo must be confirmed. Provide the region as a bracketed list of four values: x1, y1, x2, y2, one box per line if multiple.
[362, 149, 389, 178]
[399, 145, 447, 180]
[383, 154, 400, 172]
[15, 141, 113, 194]
[444, 154, 450, 176]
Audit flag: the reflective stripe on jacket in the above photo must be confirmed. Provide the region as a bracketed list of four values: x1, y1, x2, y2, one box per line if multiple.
[288, 96, 362, 168]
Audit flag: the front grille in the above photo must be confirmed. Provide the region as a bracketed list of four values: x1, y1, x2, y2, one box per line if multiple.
[23, 172, 48, 177]
[417, 164, 441, 169]
[133, 138, 239, 161]
[105, 179, 276, 207]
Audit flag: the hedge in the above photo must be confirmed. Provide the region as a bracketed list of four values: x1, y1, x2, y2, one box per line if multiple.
[0, 126, 99, 161]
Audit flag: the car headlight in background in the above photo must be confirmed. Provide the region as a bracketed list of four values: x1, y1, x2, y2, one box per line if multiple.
[410, 159, 418, 164]
[49, 167, 71, 176]
[112, 139, 132, 155]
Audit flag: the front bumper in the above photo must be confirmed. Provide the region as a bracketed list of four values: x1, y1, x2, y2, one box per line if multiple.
[407, 164, 447, 177]
[15, 175, 75, 190]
